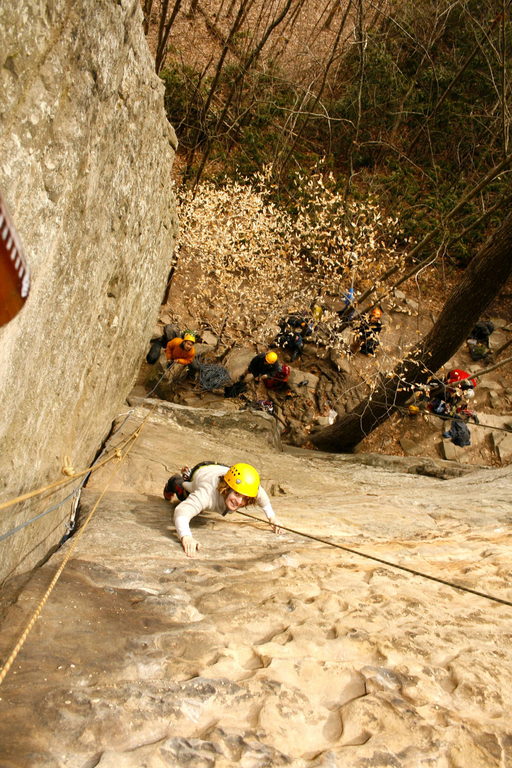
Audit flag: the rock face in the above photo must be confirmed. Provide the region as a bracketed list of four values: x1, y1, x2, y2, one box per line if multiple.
[0, 400, 511, 766]
[0, 0, 177, 580]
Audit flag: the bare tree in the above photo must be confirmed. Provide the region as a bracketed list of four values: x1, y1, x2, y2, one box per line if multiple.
[155, 0, 184, 74]
[191, 0, 296, 187]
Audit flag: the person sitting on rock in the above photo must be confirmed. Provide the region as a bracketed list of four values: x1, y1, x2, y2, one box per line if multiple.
[279, 311, 315, 339]
[426, 369, 478, 421]
[165, 332, 196, 368]
[242, 350, 280, 382]
[163, 462, 280, 556]
[263, 363, 292, 395]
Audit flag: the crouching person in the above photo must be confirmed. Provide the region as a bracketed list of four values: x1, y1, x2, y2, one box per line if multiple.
[164, 462, 280, 556]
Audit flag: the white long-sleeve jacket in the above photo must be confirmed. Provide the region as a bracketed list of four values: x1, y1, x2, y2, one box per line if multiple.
[173, 464, 275, 539]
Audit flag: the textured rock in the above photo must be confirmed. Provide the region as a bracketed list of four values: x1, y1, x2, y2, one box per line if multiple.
[0, 401, 511, 766]
[0, 0, 177, 580]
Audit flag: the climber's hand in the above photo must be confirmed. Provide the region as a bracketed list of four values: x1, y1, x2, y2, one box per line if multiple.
[268, 518, 283, 534]
[181, 535, 200, 557]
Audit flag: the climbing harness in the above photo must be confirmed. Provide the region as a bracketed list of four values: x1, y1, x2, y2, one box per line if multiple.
[235, 510, 512, 608]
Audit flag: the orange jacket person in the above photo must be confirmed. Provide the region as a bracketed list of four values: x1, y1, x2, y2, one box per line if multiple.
[165, 333, 196, 366]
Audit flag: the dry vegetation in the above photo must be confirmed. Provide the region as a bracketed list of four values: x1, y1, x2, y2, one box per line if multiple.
[174, 166, 409, 345]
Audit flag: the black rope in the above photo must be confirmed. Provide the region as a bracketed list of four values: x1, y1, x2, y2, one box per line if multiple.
[236, 511, 512, 608]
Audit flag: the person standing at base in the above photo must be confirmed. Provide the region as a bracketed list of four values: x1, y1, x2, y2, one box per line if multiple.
[163, 462, 280, 556]
[242, 350, 280, 382]
[263, 363, 292, 394]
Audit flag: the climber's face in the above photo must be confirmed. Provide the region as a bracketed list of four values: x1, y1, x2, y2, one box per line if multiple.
[182, 340, 194, 352]
[225, 490, 249, 511]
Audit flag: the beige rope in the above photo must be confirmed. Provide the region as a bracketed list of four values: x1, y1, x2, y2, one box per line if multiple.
[0, 427, 140, 513]
[0, 413, 150, 686]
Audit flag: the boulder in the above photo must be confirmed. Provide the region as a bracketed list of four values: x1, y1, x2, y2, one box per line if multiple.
[0, 0, 177, 582]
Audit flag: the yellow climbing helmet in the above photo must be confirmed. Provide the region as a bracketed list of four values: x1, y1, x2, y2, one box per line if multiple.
[265, 351, 278, 364]
[224, 463, 260, 497]
[183, 332, 196, 342]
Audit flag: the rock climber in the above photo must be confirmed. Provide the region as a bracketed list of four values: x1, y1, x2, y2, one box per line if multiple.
[242, 350, 280, 382]
[165, 332, 196, 367]
[146, 324, 182, 364]
[351, 307, 383, 355]
[163, 462, 281, 556]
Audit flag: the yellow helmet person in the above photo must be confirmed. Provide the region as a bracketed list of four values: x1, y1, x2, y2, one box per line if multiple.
[223, 463, 260, 498]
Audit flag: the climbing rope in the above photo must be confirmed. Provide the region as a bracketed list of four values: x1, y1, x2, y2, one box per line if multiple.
[369, 399, 512, 435]
[236, 510, 512, 608]
[0, 482, 84, 544]
[145, 362, 174, 398]
[0, 413, 150, 687]
[0, 423, 141, 513]
[196, 362, 232, 391]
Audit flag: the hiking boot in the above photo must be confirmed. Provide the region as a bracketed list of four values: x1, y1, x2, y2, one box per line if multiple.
[163, 474, 187, 502]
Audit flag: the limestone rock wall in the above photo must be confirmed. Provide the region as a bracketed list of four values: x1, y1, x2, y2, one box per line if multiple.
[0, 0, 178, 581]
[1, 401, 511, 766]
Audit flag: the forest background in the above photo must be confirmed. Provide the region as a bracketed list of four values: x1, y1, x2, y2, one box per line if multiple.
[141, 0, 512, 450]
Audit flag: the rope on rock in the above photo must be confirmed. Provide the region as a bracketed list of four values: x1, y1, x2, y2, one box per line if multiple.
[0, 412, 150, 687]
[0, 482, 84, 544]
[236, 511, 512, 608]
[370, 399, 512, 434]
[0, 423, 142, 513]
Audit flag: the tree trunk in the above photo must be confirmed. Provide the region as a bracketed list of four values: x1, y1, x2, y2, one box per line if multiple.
[311, 208, 512, 453]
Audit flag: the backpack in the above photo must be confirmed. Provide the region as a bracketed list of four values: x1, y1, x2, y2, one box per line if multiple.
[443, 419, 471, 447]
[468, 342, 489, 361]
[224, 381, 247, 398]
[146, 339, 164, 364]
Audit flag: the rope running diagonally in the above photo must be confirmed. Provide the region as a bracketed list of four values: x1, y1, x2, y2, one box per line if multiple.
[0, 422, 142, 514]
[235, 511, 512, 608]
[370, 399, 512, 435]
[0, 482, 84, 543]
[0, 409, 152, 687]
[0, 364, 174, 515]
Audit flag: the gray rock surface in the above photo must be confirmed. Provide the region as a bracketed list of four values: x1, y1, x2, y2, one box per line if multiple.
[0, 0, 177, 580]
[0, 401, 511, 766]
